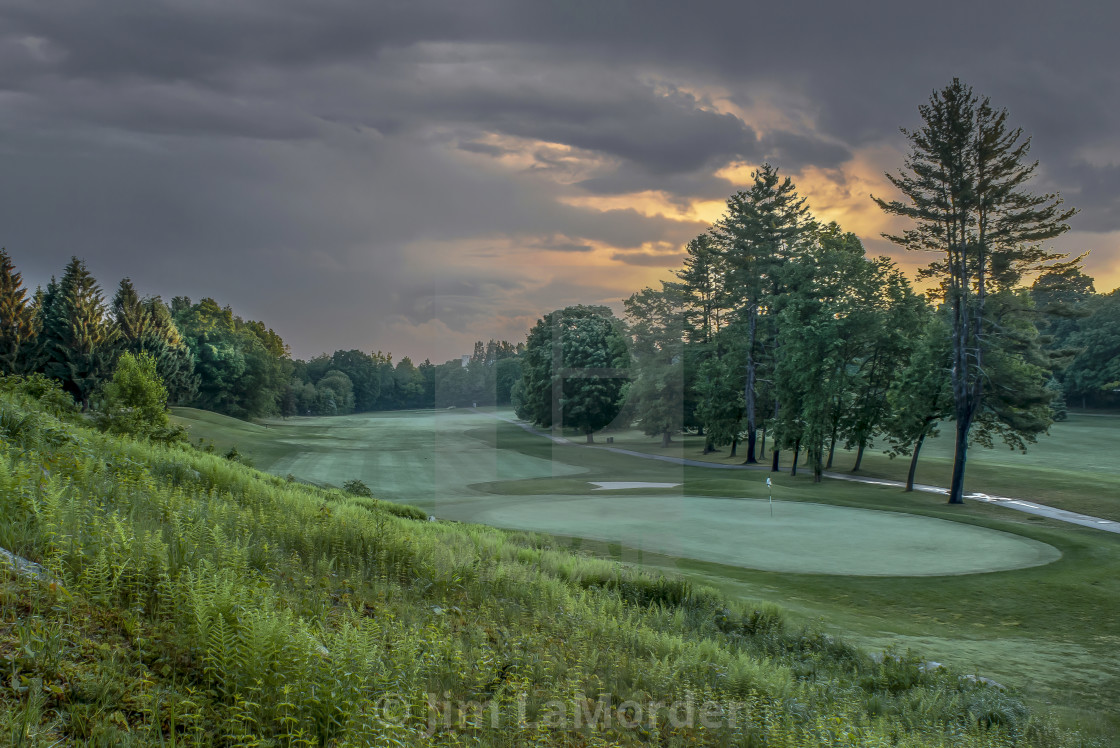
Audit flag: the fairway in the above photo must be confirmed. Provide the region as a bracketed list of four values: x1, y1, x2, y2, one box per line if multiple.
[174, 407, 1061, 577]
[474, 495, 1061, 575]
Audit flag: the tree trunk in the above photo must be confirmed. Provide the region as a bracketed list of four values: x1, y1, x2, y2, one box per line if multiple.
[790, 439, 800, 477]
[586, 431, 594, 444]
[948, 417, 971, 504]
[812, 445, 823, 483]
[825, 433, 836, 469]
[697, 425, 705, 437]
[744, 306, 758, 463]
[769, 399, 781, 471]
[661, 429, 671, 448]
[852, 439, 866, 472]
[906, 425, 930, 492]
[702, 435, 715, 454]
[729, 436, 737, 458]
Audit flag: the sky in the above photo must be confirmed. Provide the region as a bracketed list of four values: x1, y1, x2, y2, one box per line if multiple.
[2, 0, 1118, 362]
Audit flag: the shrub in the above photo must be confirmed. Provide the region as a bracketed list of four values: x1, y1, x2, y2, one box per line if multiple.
[0, 373, 78, 418]
[342, 478, 373, 498]
[223, 445, 251, 466]
[95, 352, 169, 438]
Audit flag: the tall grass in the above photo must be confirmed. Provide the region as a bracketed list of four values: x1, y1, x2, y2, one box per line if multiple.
[0, 376, 1092, 746]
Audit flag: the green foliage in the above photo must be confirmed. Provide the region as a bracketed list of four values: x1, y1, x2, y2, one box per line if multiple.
[222, 445, 251, 466]
[172, 296, 291, 419]
[693, 354, 743, 452]
[314, 369, 355, 415]
[113, 279, 199, 405]
[625, 284, 687, 446]
[0, 373, 79, 420]
[95, 351, 170, 438]
[517, 305, 630, 442]
[875, 78, 1078, 502]
[1063, 289, 1120, 407]
[341, 478, 372, 497]
[0, 249, 38, 375]
[35, 257, 119, 409]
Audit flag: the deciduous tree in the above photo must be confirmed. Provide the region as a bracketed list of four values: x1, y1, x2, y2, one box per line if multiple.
[517, 305, 629, 443]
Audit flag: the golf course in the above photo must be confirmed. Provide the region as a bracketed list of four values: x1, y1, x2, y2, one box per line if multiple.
[173, 405, 1120, 740]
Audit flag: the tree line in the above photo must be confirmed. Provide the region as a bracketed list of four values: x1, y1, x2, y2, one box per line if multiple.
[0, 252, 523, 418]
[513, 80, 1117, 502]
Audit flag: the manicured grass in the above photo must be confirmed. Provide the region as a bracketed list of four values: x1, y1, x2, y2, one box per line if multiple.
[473, 495, 1060, 576]
[603, 413, 1120, 521]
[170, 406, 1120, 743]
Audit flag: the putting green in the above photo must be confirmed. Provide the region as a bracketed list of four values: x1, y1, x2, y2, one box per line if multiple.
[474, 495, 1062, 576]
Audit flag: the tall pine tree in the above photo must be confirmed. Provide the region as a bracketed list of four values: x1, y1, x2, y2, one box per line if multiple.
[0, 249, 37, 374]
[875, 80, 1077, 503]
[710, 164, 810, 464]
[38, 257, 118, 408]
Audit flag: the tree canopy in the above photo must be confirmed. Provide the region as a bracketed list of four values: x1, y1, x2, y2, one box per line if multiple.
[517, 305, 629, 443]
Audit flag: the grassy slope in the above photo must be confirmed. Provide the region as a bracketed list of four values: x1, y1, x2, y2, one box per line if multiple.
[171, 406, 1120, 743]
[1, 392, 1079, 745]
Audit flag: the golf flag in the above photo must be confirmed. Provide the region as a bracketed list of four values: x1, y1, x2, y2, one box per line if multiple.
[766, 477, 773, 516]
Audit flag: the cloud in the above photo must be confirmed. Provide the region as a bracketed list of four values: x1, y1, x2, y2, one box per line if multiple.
[609, 249, 688, 268]
[0, 0, 1117, 360]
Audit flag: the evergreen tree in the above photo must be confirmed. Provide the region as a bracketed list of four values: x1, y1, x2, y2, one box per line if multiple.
[112, 278, 198, 404]
[0, 249, 37, 374]
[112, 278, 148, 341]
[37, 257, 118, 408]
[874, 79, 1077, 503]
[710, 164, 810, 463]
[625, 284, 686, 447]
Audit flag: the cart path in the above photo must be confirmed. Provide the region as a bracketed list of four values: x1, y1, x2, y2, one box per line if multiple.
[480, 410, 1120, 535]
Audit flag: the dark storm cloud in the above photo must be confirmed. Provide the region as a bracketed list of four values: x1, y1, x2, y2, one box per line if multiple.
[530, 240, 595, 254]
[609, 250, 688, 268]
[759, 132, 852, 172]
[1, 0, 1117, 358]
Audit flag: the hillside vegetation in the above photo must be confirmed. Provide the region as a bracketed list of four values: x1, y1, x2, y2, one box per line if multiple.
[0, 379, 1089, 746]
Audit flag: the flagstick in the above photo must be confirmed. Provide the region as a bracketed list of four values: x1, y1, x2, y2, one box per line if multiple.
[767, 476, 773, 517]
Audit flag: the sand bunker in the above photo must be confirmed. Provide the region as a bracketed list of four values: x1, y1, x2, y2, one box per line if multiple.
[590, 481, 682, 490]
